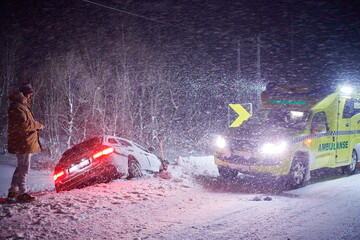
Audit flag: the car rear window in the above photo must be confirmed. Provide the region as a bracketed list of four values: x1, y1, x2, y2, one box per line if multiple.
[59, 137, 102, 163]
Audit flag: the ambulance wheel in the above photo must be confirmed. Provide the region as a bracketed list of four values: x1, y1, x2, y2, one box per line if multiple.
[218, 166, 238, 180]
[287, 156, 307, 189]
[343, 150, 358, 175]
[127, 158, 143, 179]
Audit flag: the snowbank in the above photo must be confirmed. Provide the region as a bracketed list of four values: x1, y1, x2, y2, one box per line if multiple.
[0, 155, 219, 197]
[172, 155, 219, 178]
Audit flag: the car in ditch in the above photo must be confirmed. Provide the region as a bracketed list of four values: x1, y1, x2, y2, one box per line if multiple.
[53, 135, 164, 192]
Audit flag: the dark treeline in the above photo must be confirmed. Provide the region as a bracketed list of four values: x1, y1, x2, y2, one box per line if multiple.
[0, 1, 264, 164]
[1, 0, 359, 164]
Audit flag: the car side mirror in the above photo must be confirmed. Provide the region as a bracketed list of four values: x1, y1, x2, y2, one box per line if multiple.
[312, 124, 327, 134]
[147, 146, 155, 153]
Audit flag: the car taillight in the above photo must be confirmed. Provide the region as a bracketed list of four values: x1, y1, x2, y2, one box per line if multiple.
[93, 147, 115, 160]
[54, 171, 65, 181]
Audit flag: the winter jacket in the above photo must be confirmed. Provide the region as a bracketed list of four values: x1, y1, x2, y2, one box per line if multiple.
[7, 91, 43, 154]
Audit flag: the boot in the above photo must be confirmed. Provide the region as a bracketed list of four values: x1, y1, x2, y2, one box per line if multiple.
[17, 193, 36, 202]
[6, 192, 18, 202]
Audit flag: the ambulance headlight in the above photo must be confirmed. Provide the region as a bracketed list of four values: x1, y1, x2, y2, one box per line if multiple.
[260, 141, 288, 154]
[216, 136, 227, 149]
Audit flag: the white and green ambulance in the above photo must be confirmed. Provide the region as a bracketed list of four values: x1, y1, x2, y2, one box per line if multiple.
[214, 83, 360, 188]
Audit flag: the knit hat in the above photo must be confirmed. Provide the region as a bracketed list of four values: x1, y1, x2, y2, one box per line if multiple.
[19, 83, 34, 95]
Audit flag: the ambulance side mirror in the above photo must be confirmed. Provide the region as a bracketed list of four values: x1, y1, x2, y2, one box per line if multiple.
[311, 124, 327, 134]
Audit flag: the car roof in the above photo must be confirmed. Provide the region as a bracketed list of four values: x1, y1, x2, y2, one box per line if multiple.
[103, 135, 136, 145]
[103, 135, 149, 151]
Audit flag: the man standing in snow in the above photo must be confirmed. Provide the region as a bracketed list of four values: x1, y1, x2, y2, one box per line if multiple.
[7, 83, 45, 202]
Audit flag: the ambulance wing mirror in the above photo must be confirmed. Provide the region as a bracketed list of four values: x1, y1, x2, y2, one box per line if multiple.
[311, 124, 327, 134]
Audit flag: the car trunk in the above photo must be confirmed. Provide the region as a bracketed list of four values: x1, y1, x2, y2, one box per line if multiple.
[56, 137, 102, 169]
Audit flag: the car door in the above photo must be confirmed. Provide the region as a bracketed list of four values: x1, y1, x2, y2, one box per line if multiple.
[121, 140, 151, 169]
[105, 137, 128, 172]
[131, 142, 153, 169]
[141, 148, 162, 171]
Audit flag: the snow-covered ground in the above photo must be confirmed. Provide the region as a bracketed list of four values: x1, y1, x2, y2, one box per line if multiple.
[1, 155, 360, 240]
[0, 165, 54, 197]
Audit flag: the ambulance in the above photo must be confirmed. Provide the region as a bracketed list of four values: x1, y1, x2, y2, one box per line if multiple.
[214, 83, 360, 188]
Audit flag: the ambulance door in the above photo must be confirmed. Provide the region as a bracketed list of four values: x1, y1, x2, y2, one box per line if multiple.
[351, 99, 360, 141]
[336, 98, 352, 164]
[310, 111, 333, 169]
[339, 98, 360, 162]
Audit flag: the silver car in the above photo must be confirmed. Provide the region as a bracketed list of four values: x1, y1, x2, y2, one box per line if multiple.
[53, 135, 164, 192]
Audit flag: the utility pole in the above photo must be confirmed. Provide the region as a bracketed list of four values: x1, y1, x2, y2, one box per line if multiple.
[236, 35, 261, 82]
[233, 35, 262, 109]
[290, 13, 295, 81]
[236, 38, 241, 78]
[256, 35, 261, 83]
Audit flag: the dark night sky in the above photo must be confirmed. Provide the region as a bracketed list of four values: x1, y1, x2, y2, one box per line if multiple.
[1, 0, 360, 85]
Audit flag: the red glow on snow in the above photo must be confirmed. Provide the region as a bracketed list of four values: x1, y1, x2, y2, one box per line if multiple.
[53, 171, 65, 181]
[93, 147, 115, 159]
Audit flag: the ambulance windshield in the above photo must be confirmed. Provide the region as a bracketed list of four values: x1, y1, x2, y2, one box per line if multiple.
[251, 109, 310, 129]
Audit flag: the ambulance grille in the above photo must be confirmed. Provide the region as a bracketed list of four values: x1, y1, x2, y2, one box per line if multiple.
[229, 139, 257, 151]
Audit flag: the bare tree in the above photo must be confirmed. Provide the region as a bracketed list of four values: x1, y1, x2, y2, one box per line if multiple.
[47, 51, 93, 149]
[0, 39, 18, 153]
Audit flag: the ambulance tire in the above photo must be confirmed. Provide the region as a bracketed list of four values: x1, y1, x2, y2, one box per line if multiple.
[343, 150, 358, 175]
[218, 166, 239, 181]
[286, 155, 308, 189]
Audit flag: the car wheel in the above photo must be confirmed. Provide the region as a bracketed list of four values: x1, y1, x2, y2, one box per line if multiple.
[127, 159, 143, 179]
[343, 150, 358, 175]
[218, 166, 238, 180]
[287, 155, 307, 189]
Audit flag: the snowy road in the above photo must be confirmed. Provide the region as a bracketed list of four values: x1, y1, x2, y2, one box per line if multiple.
[1, 158, 360, 240]
[163, 175, 360, 240]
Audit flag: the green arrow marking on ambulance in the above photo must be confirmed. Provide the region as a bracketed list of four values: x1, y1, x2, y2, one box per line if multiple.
[229, 104, 251, 127]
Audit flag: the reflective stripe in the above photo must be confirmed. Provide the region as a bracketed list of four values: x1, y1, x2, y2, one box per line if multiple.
[293, 130, 360, 143]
